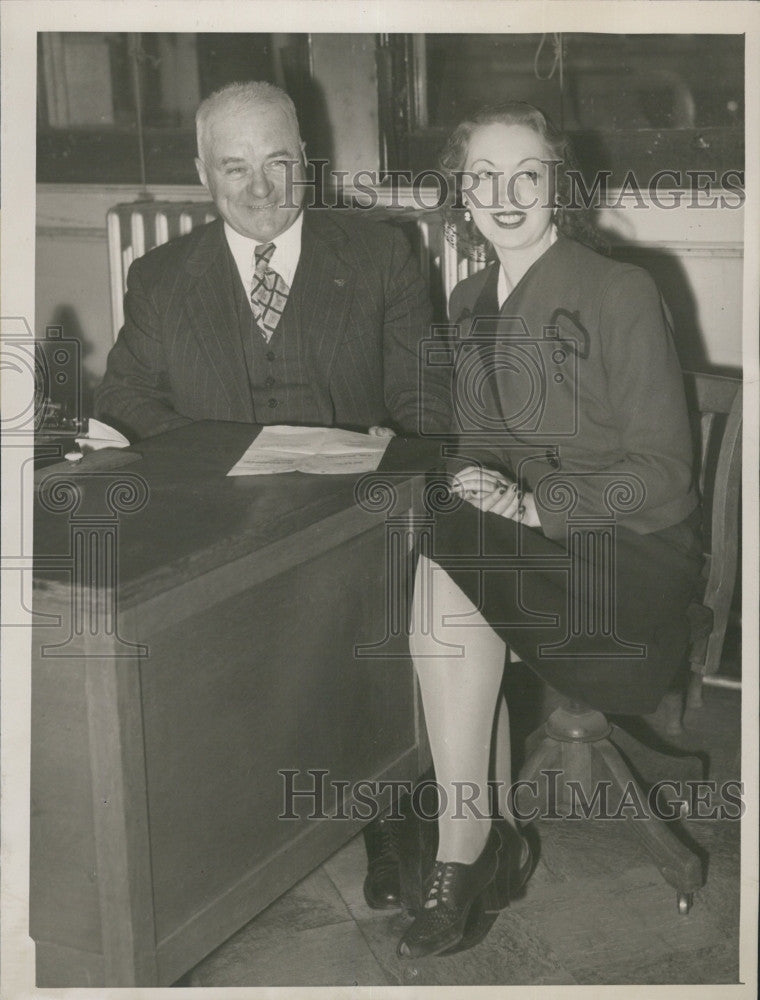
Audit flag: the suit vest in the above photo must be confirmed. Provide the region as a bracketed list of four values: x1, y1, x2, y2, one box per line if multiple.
[226, 246, 325, 426]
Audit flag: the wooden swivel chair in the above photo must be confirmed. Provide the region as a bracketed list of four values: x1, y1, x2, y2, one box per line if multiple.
[517, 371, 742, 915]
[682, 373, 743, 708]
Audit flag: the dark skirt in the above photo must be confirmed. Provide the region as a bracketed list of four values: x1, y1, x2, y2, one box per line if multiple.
[428, 502, 703, 715]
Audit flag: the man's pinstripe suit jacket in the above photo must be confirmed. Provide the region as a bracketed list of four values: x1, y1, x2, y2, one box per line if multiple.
[94, 210, 450, 442]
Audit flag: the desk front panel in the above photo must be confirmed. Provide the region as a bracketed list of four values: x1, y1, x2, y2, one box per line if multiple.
[30, 425, 434, 986]
[140, 524, 418, 960]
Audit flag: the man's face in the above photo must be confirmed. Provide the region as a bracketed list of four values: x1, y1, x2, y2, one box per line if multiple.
[196, 101, 306, 242]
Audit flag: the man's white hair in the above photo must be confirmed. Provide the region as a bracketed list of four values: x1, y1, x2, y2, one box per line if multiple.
[196, 81, 301, 160]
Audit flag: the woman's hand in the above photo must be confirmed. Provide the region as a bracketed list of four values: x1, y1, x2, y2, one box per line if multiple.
[368, 426, 396, 438]
[450, 465, 541, 527]
[449, 465, 509, 496]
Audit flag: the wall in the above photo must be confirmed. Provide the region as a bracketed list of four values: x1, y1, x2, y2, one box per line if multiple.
[599, 191, 744, 373]
[36, 184, 209, 412]
[308, 34, 380, 176]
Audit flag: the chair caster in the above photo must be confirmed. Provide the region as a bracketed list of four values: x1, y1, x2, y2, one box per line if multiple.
[677, 892, 693, 915]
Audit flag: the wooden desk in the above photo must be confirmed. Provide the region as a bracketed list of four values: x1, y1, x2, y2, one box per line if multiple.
[31, 422, 436, 987]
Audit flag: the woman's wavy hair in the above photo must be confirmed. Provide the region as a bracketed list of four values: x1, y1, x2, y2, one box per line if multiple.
[439, 101, 608, 260]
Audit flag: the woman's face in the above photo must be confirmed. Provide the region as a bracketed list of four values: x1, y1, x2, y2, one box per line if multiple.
[462, 121, 555, 255]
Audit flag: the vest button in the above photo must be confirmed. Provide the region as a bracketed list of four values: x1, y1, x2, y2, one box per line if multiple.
[268, 398, 278, 408]
[265, 376, 276, 387]
[266, 351, 276, 362]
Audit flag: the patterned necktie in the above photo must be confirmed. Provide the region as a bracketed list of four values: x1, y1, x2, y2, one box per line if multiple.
[250, 242, 290, 342]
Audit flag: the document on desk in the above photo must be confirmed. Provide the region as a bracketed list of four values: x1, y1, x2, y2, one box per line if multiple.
[227, 425, 390, 476]
[75, 417, 131, 451]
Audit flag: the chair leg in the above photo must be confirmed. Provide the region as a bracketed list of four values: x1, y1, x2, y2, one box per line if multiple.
[595, 736, 703, 910]
[608, 721, 708, 782]
[686, 672, 704, 711]
[517, 705, 704, 913]
[515, 731, 565, 817]
[646, 689, 685, 738]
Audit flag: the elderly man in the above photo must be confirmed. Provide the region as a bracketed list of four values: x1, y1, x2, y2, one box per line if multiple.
[95, 80, 448, 442]
[95, 81, 448, 912]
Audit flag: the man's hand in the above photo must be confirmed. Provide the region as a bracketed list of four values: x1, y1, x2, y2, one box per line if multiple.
[450, 465, 541, 527]
[368, 426, 397, 438]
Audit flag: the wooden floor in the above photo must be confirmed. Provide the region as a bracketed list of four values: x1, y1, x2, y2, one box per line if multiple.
[178, 655, 743, 988]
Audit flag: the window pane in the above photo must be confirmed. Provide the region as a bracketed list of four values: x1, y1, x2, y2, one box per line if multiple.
[565, 34, 743, 131]
[426, 34, 563, 126]
[394, 33, 744, 183]
[423, 33, 743, 132]
[36, 32, 307, 185]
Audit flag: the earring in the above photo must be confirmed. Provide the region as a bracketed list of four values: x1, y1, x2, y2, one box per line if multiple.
[464, 209, 472, 223]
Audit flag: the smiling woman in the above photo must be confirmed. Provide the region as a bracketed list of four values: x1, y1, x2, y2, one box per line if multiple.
[439, 101, 607, 266]
[461, 122, 555, 265]
[396, 100, 704, 960]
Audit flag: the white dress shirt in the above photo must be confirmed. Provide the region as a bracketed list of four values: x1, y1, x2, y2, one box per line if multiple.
[224, 212, 304, 306]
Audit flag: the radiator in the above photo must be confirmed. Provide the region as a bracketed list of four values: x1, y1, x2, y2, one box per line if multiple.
[106, 199, 485, 340]
[106, 201, 218, 338]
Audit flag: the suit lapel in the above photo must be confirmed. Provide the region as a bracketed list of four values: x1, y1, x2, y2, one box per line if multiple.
[180, 212, 355, 420]
[293, 212, 355, 379]
[183, 220, 254, 421]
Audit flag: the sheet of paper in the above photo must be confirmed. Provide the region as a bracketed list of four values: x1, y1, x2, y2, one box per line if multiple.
[75, 417, 131, 451]
[227, 425, 390, 476]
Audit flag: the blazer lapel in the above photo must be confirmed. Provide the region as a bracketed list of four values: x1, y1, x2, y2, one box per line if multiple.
[468, 264, 515, 431]
[183, 221, 254, 421]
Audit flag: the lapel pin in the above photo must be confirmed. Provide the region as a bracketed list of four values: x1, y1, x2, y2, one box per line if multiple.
[333, 277, 346, 287]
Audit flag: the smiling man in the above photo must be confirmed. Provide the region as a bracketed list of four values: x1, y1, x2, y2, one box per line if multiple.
[195, 84, 306, 246]
[95, 81, 449, 443]
[94, 81, 450, 912]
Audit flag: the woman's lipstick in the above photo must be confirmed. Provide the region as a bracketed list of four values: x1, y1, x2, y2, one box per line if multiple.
[492, 211, 526, 229]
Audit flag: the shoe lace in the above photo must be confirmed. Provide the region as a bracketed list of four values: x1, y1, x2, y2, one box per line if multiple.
[371, 822, 399, 872]
[423, 863, 455, 909]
